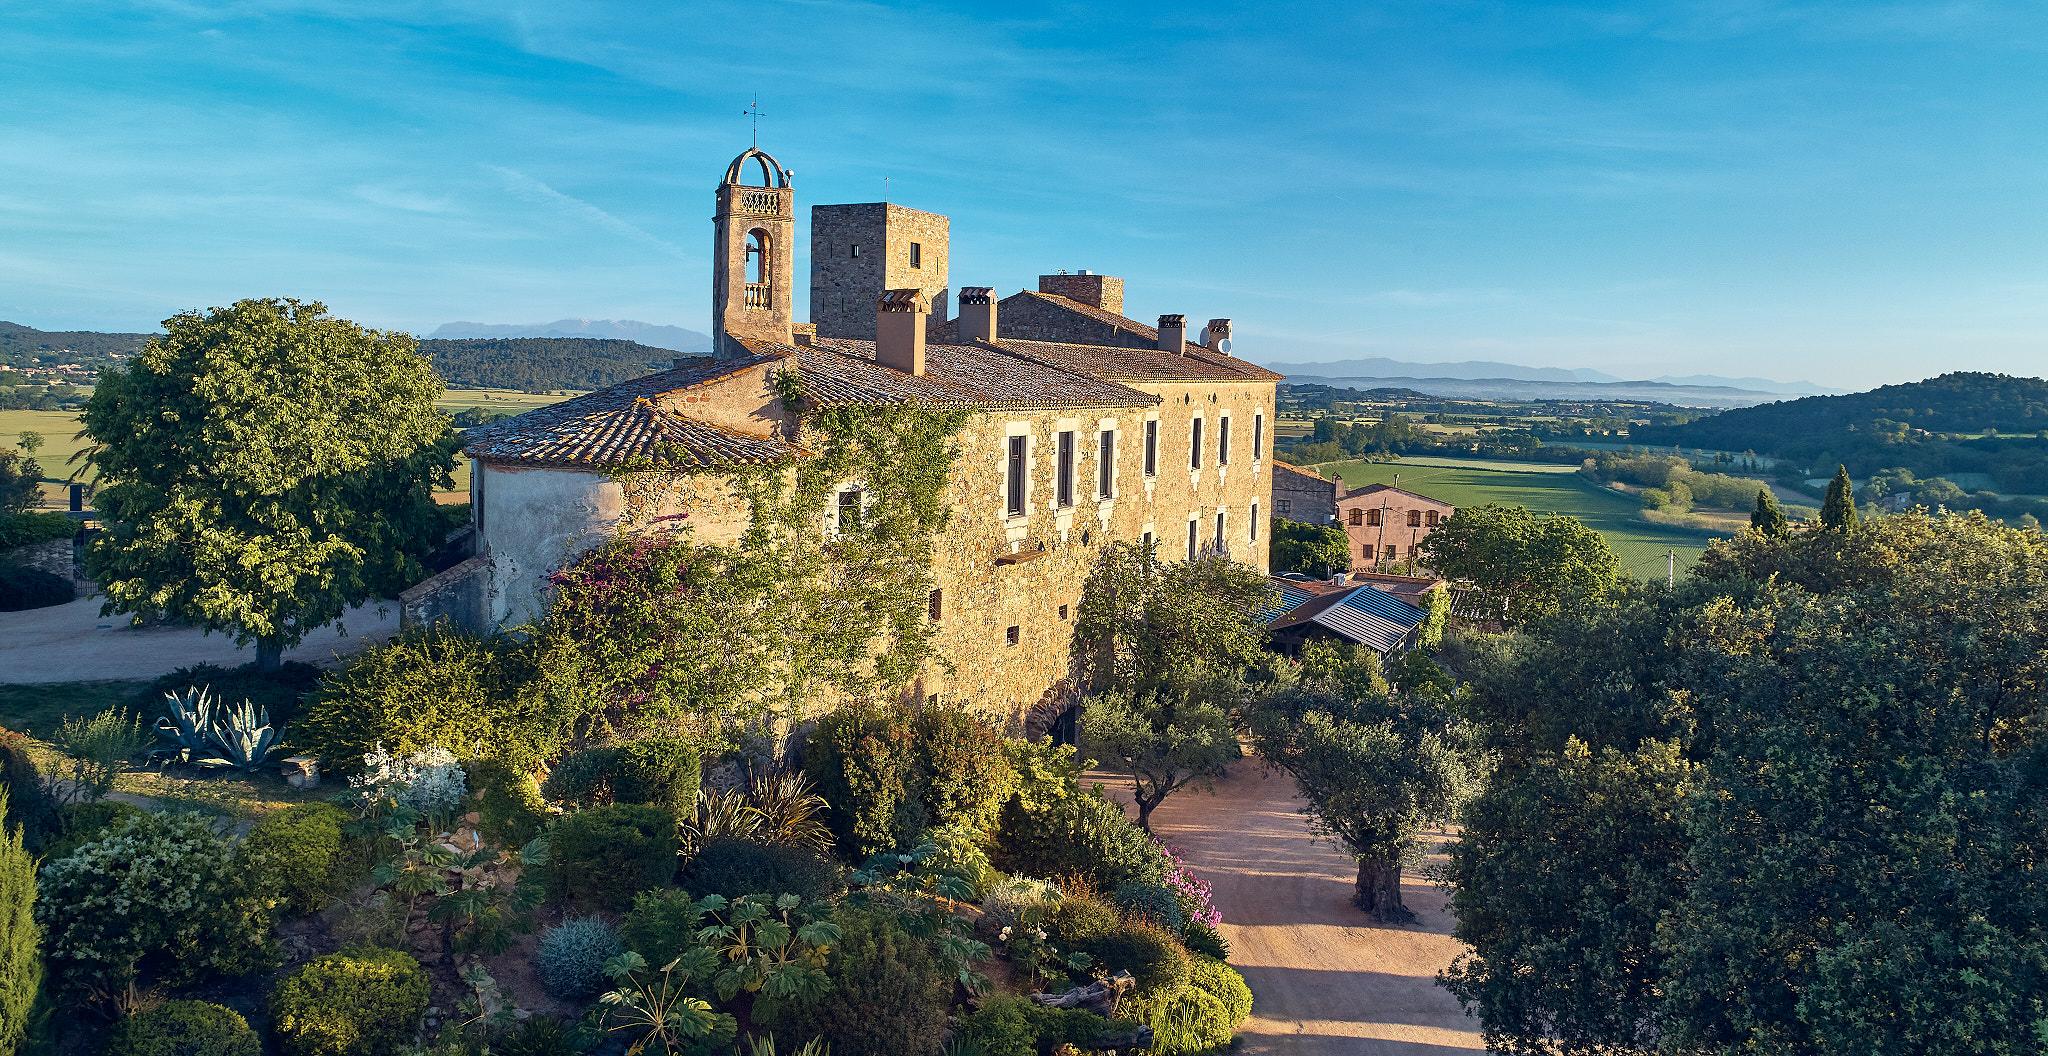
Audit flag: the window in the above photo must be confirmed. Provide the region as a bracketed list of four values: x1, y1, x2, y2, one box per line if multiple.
[1058, 604, 1069, 620]
[850, 244, 862, 258]
[1218, 415, 1231, 466]
[1190, 417, 1204, 469]
[1276, 498, 1292, 515]
[1407, 510, 1422, 528]
[1382, 545, 1396, 561]
[1187, 519, 1199, 561]
[909, 242, 923, 268]
[1426, 510, 1441, 526]
[1005, 436, 1027, 518]
[1006, 625, 1020, 646]
[928, 588, 942, 621]
[836, 487, 864, 533]
[1056, 430, 1075, 508]
[1142, 530, 1154, 553]
[1348, 509, 1364, 527]
[1367, 509, 1383, 527]
[746, 229, 770, 285]
[1253, 412, 1265, 459]
[1251, 502, 1259, 541]
[1215, 511, 1226, 549]
[1363, 542, 1373, 557]
[1097, 429, 1115, 499]
[1144, 420, 1159, 477]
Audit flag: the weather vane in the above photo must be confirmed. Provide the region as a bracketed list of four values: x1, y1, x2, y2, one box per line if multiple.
[743, 98, 766, 147]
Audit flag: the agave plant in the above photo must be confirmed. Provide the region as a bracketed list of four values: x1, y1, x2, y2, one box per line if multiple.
[152, 686, 217, 765]
[197, 698, 285, 772]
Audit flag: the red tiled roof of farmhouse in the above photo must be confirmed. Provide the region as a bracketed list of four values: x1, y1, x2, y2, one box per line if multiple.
[1272, 459, 1334, 481]
[1340, 483, 1456, 507]
[461, 354, 802, 469]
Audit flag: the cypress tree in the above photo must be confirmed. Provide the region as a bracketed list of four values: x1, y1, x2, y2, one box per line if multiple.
[1820, 465, 1859, 530]
[0, 791, 38, 1056]
[1750, 488, 1789, 536]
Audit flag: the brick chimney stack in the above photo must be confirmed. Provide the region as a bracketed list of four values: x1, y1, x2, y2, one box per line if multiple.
[958, 286, 998, 343]
[1037, 271, 1124, 315]
[876, 288, 929, 376]
[1158, 314, 1187, 354]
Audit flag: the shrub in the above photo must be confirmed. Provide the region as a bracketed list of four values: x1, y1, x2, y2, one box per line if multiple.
[270, 947, 430, 1056]
[35, 811, 272, 1000]
[910, 705, 1016, 836]
[297, 625, 559, 771]
[981, 873, 1063, 932]
[1076, 920, 1190, 998]
[536, 916, 622, 1000]
[0, 511, 74, 549]
[1132, 985, 1235, 1056]
[484, 1015, 593, 1056]
[610, 737, 702, 813]
[38, 799, 142, 863]
[618, 888, 707, 968]
[955, 995, 1037, 1056]
[545, 804, 677, 910]
[918, 822, 996, 897]
[0, 791, 36, 1056]
[351, 745, 467, 820]
[241, 802, 347, 912]
[1187, 956, 1253, 1028]
[1182, 921, 1230, 962]
[683, 837, 842, 902]
[470, 756, 550, 845]
[139, 661, 322, 729]
[768, 908, 952, 1056]
[539, 746, 620, 807]
[48, 705, 146, 806]
[803, 703, 918, 858]
[0, 730, 58, 849]
[1034, 1007, 1144, 1052]
[106, 1000, 261, 1056]
[0, 563, 71, 611]
[995, 790, 1168, 893]
[1047, 893, 1119, 949]
[1112, 881, 1187, 934]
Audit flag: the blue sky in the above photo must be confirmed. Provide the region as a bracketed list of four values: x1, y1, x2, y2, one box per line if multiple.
[3, 1, 2045, 387]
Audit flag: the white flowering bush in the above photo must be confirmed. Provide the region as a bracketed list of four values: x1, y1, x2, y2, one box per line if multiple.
[351, 745, 468, 820]
[35, 810, 273, 1003]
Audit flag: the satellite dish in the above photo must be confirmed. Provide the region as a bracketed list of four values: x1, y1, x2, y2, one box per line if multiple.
[1215, 337, 1233, 355]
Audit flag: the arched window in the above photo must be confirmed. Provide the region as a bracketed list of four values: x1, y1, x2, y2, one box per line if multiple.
[1367, 509, 1383, 527]
[1347, 509, 1363, 527]
[746, 229, 770, 285]
[1407, 510, 1422, 528]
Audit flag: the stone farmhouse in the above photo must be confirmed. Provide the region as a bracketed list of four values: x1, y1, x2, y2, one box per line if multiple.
[1335, 483, 1455, 571]
[1270, 461, 1338, 524]
[435, 144, 1282, 731]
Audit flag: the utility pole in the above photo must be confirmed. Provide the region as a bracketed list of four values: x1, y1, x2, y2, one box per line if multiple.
[1667, 549, 1675, 588]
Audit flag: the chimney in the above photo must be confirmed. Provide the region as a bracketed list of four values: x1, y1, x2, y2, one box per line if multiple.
[1200, 318, 1233, 355]
[1037, 272, 1125, 315]
[875, 288, 929, 376]
[958, 286, 997, 343]
[1158, 314, 1186, 354]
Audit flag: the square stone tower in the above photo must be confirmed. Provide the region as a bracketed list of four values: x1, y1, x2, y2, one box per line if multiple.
[810, 202, 950, 340]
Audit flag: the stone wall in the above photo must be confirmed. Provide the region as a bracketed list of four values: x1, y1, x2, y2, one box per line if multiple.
[993, 292, 1154, 349]
[1272, 461, 1338, 524]
[2, 536, 75, 583]
[1036, 273, 1124, 315]
[399, 555, 492, 632]
[810, 203, 950, 339]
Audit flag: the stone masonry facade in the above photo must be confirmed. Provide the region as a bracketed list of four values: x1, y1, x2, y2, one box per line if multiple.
[1271, 461, 1338, 525]
[811, 203, 951, 339]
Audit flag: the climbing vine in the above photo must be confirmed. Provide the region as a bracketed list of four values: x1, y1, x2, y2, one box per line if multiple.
[534, 379, 969, 746]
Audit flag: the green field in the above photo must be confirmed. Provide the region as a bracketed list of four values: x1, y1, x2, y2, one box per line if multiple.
[1310, 455, 1725, 576]
[4, 389, 576, 507]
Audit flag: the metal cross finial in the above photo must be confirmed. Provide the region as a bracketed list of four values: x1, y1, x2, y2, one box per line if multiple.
[743, 98, 766, 147]
[883, 174, 890, 202]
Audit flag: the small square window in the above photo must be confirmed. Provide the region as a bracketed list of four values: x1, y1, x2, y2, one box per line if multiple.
[1006, 625, 1020, 646]
[927, 693, 941, 706]
[1058, 604, 1069, 620]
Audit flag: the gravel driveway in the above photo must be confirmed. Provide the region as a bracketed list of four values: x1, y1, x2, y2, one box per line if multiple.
[1099, 761, 1484, 1054]
[0, 596, 398, 683]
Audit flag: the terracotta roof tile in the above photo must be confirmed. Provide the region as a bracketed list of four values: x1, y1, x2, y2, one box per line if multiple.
[463, 355, 801, 469]
[950, 291, 1285, 383]
[794, 338, 1156, 411]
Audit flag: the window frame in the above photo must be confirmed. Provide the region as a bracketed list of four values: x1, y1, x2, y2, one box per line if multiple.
[1056, 429, 1076, 509]
[1218, 413, 1231, 466]
[1187, 518, 1199, 561]
[1097, 428, 1115, 500]
[1190, 415, 1204, 470]
[1005, 435, 1027, 518]
[909, 242, 923, 269]
[1144, 419, 1159, 478]
[1253, 412, 1265, 460]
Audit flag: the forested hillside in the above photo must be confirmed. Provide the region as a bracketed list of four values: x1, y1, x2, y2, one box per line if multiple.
[0, 321, 149, 367]
[420, 336, 680, 391]
[1634, 372, 2048, 494]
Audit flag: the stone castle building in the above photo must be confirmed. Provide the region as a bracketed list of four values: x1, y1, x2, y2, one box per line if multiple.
[443, 145, 1281, 730]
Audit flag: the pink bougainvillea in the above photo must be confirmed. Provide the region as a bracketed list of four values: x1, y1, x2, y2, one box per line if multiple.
[1156, 838, 1222, 928]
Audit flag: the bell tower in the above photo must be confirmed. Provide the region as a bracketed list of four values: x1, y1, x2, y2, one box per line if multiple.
[713, 147, 795, 358]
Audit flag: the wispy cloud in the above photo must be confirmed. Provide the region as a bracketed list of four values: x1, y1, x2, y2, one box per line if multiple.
[483, 165, 686, 259]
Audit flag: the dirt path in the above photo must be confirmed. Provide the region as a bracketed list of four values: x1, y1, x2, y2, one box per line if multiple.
[1098, 761, 1484, 1054]
[0, 596, 397, 683]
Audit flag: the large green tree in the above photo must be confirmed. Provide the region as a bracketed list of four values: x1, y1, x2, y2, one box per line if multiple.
[1445, 512, 2048, 1055]
[1252, 645, 1483, 922]
[1073, 544, 1272, 828]
[82, 299, 455, 668]
[1268, 516, 1352, 578]
[1820, 463, 1858, 529]
[1415, 503, 1621, 627]
[0, 791, 37, 1056]
[1749, 487, 1788, 535]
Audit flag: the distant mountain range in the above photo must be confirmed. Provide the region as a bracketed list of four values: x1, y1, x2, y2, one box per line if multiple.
[1260, 356, 1828, 405]
[428, 319, 714, 354]
[1277, 373, 1800, 410]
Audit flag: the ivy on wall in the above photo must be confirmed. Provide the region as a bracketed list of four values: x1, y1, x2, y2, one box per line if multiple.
[533, 376, 969, 744]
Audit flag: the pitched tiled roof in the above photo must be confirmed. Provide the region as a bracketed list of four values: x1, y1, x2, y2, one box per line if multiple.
[1273, 460, 1334, 482]
[1339, 483, 1456, 508]
[993, 338, 1273, 384]
[795, 338, 1156, 411]
[463, 354, 801, 469]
